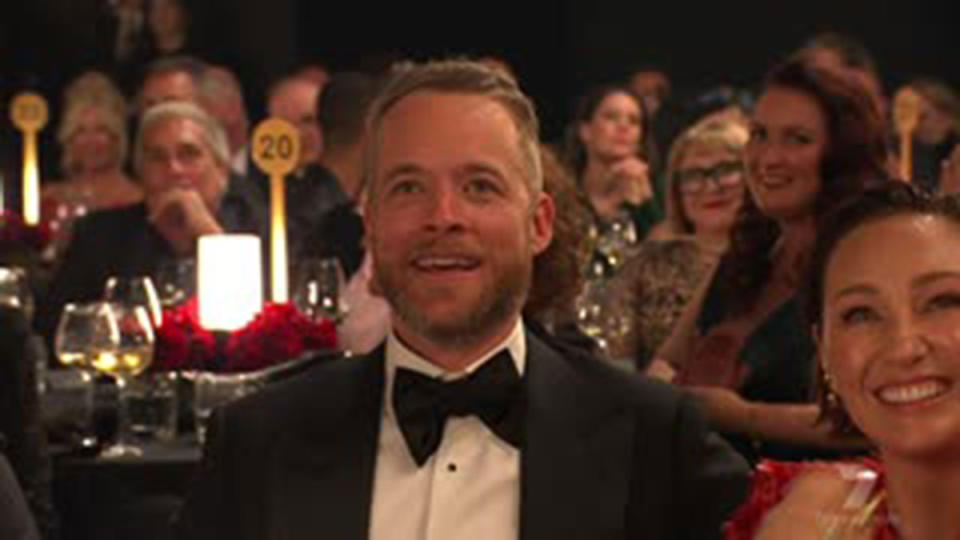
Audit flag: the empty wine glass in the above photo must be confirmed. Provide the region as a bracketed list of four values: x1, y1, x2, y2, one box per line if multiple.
[292, 257, 347, 322]
[91, 304, 155, 458]
[54, 302, 117, 448]
[104, 275, 163, 328]
[154, 258, 196, 307]
[0, 267, 34, 322]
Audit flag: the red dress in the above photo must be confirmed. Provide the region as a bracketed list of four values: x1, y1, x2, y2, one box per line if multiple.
[725, 459, 899, 539]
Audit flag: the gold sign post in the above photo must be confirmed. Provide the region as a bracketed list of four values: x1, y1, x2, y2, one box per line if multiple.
[251, 118, 300, 303]
[10, 93, 49, 225]
[893, 87, 921, 184]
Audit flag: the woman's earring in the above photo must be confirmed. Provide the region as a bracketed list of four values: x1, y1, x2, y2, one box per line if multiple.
[823, 371, 840, 408]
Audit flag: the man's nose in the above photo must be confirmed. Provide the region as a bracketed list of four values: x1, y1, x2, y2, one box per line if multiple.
[425, 185, 465, 230]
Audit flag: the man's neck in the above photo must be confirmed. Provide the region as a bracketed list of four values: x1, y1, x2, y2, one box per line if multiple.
[392, 317, 521, 373]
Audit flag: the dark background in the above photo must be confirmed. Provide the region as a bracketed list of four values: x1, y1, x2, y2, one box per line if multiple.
[1, 0, 955, 146]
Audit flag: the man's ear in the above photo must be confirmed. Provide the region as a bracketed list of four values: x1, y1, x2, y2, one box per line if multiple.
[530, 191, 554, 255]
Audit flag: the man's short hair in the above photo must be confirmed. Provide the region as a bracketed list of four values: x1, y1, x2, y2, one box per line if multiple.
[362, 59, 542, 200]
[317, 72, 380, 150]
[141, 55, 209, 87]
[197, 65, 245, 107]
[803, 32, 878, 74]
[133, 101, 230, 174]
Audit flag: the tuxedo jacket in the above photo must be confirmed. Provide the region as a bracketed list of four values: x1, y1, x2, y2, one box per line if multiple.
[176, 331, 748, 539]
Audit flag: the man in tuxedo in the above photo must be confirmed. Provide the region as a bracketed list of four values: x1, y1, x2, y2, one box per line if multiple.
[177, 59, 748, 539]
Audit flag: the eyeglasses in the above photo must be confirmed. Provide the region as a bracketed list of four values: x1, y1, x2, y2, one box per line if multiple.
[675, 161, 744, 195]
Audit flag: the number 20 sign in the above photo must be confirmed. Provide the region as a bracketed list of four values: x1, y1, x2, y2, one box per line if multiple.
[251, 118, 300, 176]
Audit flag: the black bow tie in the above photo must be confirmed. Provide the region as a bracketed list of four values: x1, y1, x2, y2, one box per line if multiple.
[392, 349, 525, 466]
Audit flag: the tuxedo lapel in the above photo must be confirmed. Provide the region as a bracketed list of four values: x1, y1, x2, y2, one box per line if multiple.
[265, 349, 385, 540]
[520, 334, 634, 540]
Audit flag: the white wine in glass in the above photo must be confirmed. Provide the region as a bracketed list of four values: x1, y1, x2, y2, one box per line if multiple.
[54, 302, 117, 448]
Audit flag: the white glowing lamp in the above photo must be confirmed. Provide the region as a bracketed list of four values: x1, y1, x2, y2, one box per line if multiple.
[198, 234, 262, 331]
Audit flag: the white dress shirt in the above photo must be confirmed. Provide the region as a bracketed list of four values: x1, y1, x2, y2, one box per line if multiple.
[369, 319, 526, 540]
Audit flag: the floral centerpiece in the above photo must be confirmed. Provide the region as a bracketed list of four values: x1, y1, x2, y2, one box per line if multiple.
[153, 298, 337, 373]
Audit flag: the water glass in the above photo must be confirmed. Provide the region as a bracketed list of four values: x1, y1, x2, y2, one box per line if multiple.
[125, 371, 179, 443]
[192, 372, 261, 444]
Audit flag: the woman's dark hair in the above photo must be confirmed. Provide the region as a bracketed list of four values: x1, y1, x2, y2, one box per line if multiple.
[716, 56, 890, 316]
[803, 182, 960, 432]
[562, 85, 656, 180]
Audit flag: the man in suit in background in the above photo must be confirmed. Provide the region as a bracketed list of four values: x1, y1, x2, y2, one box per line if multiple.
[177, 59, 748, 539]
[36, 101, 263, 343]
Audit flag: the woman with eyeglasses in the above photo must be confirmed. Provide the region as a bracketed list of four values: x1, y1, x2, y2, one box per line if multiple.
[604, 118, 748, 368]
[726, 183, 960, 539]
[651, 55, 890, 463]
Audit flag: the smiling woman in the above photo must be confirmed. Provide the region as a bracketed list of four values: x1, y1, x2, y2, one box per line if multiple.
[727, 183, 960, 539]
[653, 55, 890, 464]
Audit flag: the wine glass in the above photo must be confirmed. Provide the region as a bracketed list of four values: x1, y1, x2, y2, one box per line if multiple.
[54, 302, 117, 448]
[154, 258, 196, 307]
[104, 275, 163, 328]
[91, 304, 155, 458]
[292, 257, 348, 322]
[0, 266, 34, 322]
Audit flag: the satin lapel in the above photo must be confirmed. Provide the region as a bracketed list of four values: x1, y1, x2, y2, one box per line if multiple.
[265, 348, 385, 540]
[520, 334, 634, 540]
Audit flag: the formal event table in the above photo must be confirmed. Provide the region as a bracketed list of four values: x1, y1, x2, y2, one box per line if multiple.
[53, 437, 200, 540]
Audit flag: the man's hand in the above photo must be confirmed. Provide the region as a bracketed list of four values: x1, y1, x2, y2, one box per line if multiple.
[147, 189, 223, 255]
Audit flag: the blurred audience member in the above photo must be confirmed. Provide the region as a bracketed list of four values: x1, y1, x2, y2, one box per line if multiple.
[47, 73, 141, 211]
[565, 85, 661, 238]
[266, 75, 323, 168]
[307, 72, 380, 276]
[627, 67, 671, 119]
[294, 63, 330, 90]
[197, 65, 250, 176]
[36, 102, 264, 343]
[798, 31, 887, 119]
[308, 72, 385, 354]
[612, 118, 749, 368]
[137, 55, 207, 115]
[146, 0, 192, 57]
[653, 57, 888, 463]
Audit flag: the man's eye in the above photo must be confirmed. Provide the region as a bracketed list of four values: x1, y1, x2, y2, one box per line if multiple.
[786, 132, 814, 145]
[388, 179, 422, 195]
[465, 178, 500, 196]
[926, 292, 960, 312]
[841, 306, 880, 325]
[748, 126, 767, 142]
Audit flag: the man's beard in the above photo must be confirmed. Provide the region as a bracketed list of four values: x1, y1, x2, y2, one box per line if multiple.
[373, 258, 531, 350]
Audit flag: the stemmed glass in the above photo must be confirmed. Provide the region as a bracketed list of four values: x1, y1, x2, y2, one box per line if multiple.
[292, 257, 348, 322]
[104, 276, 163, 327]
[154, 259, 196, 308]
[0, 266, 34, 322]
[54, 302, 117, 449]
[90, 304, 155, 458]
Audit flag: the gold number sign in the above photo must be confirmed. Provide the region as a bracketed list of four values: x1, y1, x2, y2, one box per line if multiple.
[251, 118, 300, 303]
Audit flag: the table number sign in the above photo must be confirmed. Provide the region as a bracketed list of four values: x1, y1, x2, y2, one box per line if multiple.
[10, 92, 48, 225]
[892, 87, 921, 183]
[251, 118, 300, 303]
